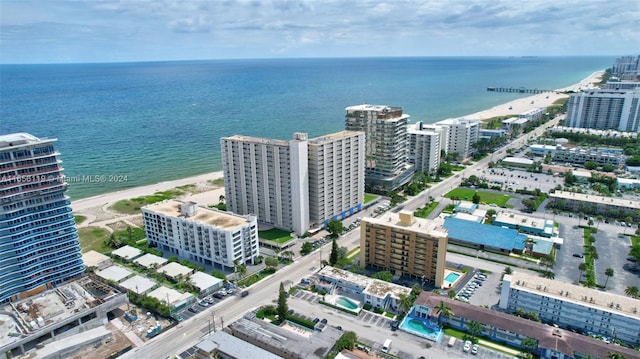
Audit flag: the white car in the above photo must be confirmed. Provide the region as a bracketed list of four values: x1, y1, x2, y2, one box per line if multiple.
[463, 340, 472, 352]
[471, 344, 479, 355]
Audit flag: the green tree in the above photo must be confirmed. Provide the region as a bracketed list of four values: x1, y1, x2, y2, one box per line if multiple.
[624, 286, 639, 299]
[467, 320, 483, 341]
[472, 192, 481, 204]
[372, 270, 393, 282]
[398, 293, 414, 314]
[542, 271, 555, 279]
[335, 331, 358, 352]
[607, 352, 627, 359]
[448, 290, 456, 299]
[326, 219, 344, 238]
[604, 268, 614, 289]
[521, 337, 538, 357]
[264, 257, 279, 271]
[504, 266, 513, 275]
[300, 242, 313, 255]
[435, 300, 453, 324]
[330, 238, 339, 266]
[281, 250, 294, 262]
[277, 282, 288, 322]
[578, 262, 587, 283]
[584, 161, 598, 170]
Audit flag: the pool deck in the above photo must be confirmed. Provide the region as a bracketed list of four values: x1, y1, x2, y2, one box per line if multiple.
[441, 268, 465, 289]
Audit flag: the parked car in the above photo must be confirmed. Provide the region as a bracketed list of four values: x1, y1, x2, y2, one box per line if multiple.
[471, 344, 479, 355]
[573, 253, 584, 258]
[463, 340, 472, 352]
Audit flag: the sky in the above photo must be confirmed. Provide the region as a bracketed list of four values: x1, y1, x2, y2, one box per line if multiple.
[0, 0, 638, 64]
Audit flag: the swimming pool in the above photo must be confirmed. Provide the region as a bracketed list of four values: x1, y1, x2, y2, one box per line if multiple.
[399, 310, 444, 342]
[336, 296, 359, 310]
[444, 272, 461, 283]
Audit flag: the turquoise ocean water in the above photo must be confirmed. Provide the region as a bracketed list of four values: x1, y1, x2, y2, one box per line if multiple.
[0, 57, 614, 199]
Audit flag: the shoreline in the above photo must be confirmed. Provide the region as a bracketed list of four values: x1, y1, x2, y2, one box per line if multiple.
[71, 70, 604, 213]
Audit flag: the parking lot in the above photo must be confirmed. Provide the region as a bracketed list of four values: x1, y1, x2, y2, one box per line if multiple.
[481, 167, 559, 193]
[554, 214, 640, 295]
[179, 284, 238, 320]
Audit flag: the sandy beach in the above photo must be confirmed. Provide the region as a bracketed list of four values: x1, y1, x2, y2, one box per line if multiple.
[71, 70, 604, 215]
[467, 70, 603, 120]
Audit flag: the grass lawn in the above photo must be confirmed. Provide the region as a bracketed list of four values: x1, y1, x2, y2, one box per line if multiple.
[444, 328, 524, 357]
[78, 227, 111, 253]
[445, 188, 511, 206]
[109, 188, 188, 214]
[74, 215, 87, 225]
[259, 228, 294, 244]
[364, 193, 378, 204]
[414, 201, 439, 218]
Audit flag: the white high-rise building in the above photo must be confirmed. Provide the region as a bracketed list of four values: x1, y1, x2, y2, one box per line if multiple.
[307, 131, 365, 228]
[435, 117, 481, 160]
[345, 104, 414, 191]
[565, 89, 640, 132]
[407, 121, 443, 174]
[221, 133, 309, 235]
[142, 200, 259, 269]
[221, 131, 364, 234]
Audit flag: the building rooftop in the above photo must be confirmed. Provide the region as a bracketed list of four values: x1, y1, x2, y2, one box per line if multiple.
[436, 117, 480, 126]
[111, 245, 143, 261]
[363, 279, 411, 299]
[530, 237, 554, 256]
[572, 170, 592, 178]
[197, 330, 283, 359]
[455, 201, 477, 212]
[1, 277, 122, 339]
[550, 191, 640, 210]
[503, 157, 534, 166]
[144, 200, 252, 230]
[119, 275, 157, 295]
[444, 217, 526, 251]
[96, 266, 133, 283]
[221, 134, 290, 146]
[506, 272, 640, 319]
[450, 212, 484, 223]
[0, 133, 55, 149]
[494, 211, 554, 233]
[81, 250, 112, 270]
[364, 211, 448, 239]
[157, 262, 193, 279]
[308, 130, 364, 144]
[190, 271, 223, 292]
[147, 286, 193, 306]
[134, 253, 168, 269]
[318, 266, 370, 289]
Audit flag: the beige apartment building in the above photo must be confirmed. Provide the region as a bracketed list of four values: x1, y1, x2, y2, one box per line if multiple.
[360, 211, 448, 287]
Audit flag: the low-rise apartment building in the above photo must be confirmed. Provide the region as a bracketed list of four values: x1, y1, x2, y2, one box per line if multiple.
[360, 211, 448, 288]
[553, 147, 622, 167]
[142, 200, 259, 270]
[500, 272, 640, 347]
[548, 190, 640, 218]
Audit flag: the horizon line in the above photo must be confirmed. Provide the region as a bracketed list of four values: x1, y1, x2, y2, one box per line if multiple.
[0, 54, 626, 66]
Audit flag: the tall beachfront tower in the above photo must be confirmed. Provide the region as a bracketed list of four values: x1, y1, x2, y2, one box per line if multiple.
[221, 133, 309, 235]
[0, 133, 84, 302]
[307, 131, 365, 228]
[435, 117, 481, 160]
[566, 89, 640, 132]
[142, 200, 259, 270]
[360, 211, 448, 288]
[345, 104, 414, 192]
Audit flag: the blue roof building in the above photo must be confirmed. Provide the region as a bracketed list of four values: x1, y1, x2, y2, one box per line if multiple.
[444, 217, 526, 254]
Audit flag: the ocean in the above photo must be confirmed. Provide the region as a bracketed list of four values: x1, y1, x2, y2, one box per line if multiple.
[0, 56, 614, 199]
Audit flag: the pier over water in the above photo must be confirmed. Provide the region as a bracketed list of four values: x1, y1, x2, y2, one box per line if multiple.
[487, 87, 555, 94]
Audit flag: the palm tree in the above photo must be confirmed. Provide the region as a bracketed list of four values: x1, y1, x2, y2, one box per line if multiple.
[542, 271, 555, 279]
[281, 250, 294, 262]
[577, 262, 587, 283]
[398, 293, 414, 315]
[624, 286, 639, 299]
[435, 301, 453, 324]
[604, 268, 614, 289]
[607, 352, 627, 359]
